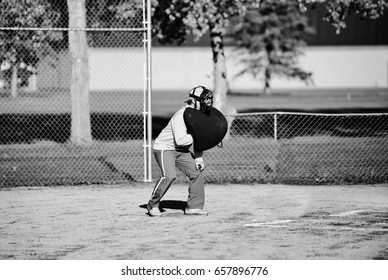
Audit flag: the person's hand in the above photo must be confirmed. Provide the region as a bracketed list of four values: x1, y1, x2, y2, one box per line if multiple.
[195, 157, 205, 171]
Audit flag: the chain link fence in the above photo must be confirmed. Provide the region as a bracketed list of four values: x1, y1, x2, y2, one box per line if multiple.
[2, 2, 388, 188]
[1, 0, 151, 187]
[196, 112, 388, 185]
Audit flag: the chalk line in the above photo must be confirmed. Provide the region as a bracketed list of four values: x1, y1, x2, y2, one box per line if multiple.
[330, 209, 388, 217]
[244, 209, 388, 230]
[315, 226, 388, 232]
[244, 223, 388, 232]
[244, 219, 296, 227]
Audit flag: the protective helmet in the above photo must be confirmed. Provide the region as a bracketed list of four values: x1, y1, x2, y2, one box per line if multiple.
[186, 85, 213, 113]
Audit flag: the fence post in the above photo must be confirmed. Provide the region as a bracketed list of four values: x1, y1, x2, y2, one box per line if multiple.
[274, 113, 277, 141]
[143, 0, 153, 183]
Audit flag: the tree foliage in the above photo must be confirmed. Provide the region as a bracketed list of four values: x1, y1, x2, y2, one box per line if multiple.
[77, 0, 146, 31]
[151, 0, 387, 45]
[0, 0, 62, 90]
[298, 0, 388, 33]
[151, 0, 256, 44]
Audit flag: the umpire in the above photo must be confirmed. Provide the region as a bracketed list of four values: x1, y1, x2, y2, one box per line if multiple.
[146, 86, 214, 217]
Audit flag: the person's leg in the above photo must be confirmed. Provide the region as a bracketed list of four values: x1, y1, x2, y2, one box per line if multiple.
[176, 152, 205, 210]
[147, 150, 177, 213]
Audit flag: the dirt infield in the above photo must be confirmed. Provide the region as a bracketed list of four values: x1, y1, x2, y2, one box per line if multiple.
[1, 183, 387, 260]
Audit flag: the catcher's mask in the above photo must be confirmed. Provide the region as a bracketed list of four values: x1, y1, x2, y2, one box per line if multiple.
[185, 86, 213, 113]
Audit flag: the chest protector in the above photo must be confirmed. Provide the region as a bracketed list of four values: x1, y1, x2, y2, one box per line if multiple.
[183, 107, 228, 151]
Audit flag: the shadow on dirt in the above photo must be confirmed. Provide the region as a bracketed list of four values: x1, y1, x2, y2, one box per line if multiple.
[139, 200, 188, 211]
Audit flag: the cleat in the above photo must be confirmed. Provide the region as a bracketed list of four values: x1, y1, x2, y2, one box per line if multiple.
[148, 207, 162, 217]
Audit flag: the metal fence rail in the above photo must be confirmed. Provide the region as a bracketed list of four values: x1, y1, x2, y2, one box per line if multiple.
[1, 0, 151, 187]
[201, 112, 388, 184]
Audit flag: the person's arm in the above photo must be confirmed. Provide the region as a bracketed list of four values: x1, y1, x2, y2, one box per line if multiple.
[189, 143, 205, 171]
[188, 141, 203, 158]
[194, 151, 205, 171]
[172, 109, 205, 171]
[171, 110, 193, 147]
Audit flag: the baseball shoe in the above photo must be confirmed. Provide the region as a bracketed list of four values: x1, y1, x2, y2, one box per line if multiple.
[148, 207, 162, 217]
[184, 208, 208, 216]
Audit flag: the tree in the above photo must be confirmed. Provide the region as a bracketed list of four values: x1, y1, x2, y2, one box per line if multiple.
[149, 0, 387, 114]
[67, 0, 93, 144]
[151, 0, 262, 115]
[0, 0, 61, 97]
[229, 1, 315, 95]
[65, 0, 145, 144]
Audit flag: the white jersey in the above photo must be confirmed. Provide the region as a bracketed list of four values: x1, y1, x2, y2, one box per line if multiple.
[153, 106, 194, 151]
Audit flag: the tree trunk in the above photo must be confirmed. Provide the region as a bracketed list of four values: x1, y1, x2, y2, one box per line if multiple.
[67, 0, 92, 144]
[11, 66, 18, 98]
[28, 74, 37, 92]
[210, 28, 236, 116]
[210, 27, 236, 141]
[263, 68, 271, 95]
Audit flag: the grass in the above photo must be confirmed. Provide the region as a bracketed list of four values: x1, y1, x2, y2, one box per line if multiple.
[0, 141, 143, 187]
[0, 88, 388, 187]
[153, 88, 388, 116]
[203, 136, 388, 185]
[2, 87, 387, 116]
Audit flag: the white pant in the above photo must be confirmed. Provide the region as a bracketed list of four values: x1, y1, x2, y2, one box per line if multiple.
[147, 149, 205, 211]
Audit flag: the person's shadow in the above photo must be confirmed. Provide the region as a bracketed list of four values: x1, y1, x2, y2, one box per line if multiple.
[139, 200, 187, 212]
